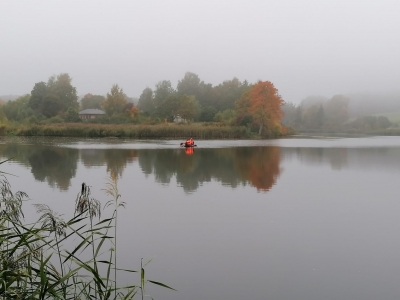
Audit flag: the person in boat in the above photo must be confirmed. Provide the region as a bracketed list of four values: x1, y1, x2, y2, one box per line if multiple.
[184, 138, 194, 147]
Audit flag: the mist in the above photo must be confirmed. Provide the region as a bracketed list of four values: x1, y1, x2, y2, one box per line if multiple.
[1, 0, 400, 103]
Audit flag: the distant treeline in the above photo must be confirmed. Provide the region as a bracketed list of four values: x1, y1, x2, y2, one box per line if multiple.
[282, 93, 400, 133]
[0, 72, 289, 138]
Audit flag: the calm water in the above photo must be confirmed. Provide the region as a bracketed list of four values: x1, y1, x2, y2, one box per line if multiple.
[1, 136, 400, 300]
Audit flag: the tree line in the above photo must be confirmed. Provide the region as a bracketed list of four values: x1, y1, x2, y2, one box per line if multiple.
[282, 95, 393, 132]
[0, 72, 287, 137]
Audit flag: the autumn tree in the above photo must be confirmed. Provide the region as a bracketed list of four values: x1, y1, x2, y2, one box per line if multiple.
[248, 81, 284, 135]
[103, 84, 127, 116]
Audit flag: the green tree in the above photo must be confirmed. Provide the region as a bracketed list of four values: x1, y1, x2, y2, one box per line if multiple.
[324, 95, 350, 128]
[177, 72, 202, 98]
[156, 94, 181, 120]
[281, 102, 297, 127]
[177, 95, 200, 121]
[235, 88, 252, 125]
[154, 80, 175, 108]
[65, 107, 80, 122]
[199, 105, 218, 122]
[47, 73, 79, 110]
[28, 73, 78, 117]
[316, 104, 325, 128]
[213, 109, 236, 125]
[294, 105, 304, 128]
[377, 116, 391, 129]
[103, 84, 127, 116]
[80, 94, 105, 110]
[138, 87, 155, 114]
[2, 94, 34, 121]
[42, 94, 63, 118]
[212, 78, 250, 111]
[29, 82, 47, 110]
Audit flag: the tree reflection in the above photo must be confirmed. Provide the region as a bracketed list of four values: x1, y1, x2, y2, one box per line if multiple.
[0, 142, 282, 192]
[103, 149, 138, 179]
[234, 147, 281, 191]
[81, 148, 139, 178]
[284, 147, 348, 170]
[138, 147, 282, 192]
[0, 143, 78, 190]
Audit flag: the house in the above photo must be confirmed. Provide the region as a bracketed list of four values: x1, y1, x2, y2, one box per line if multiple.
[173, 114, 186, 123]
[79, 109, 106, 120]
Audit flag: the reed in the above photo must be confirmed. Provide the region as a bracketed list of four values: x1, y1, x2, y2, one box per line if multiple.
[8, 123, 256, 139]
[0, 174, 174, 299]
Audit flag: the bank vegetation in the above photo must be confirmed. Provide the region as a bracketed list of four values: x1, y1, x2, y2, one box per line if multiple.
[0, 72, 291, 139]
[0, 173, 174, 299]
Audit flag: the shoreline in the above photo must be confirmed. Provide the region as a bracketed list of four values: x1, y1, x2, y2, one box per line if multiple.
[0, 123, 266, 139]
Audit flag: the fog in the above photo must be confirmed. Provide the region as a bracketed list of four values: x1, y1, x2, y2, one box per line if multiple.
[1, 0, 399, 103]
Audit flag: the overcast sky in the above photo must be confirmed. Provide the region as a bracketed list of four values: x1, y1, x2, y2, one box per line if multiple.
[1, 0, 399, 103]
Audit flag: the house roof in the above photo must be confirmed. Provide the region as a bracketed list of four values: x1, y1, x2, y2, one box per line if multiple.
[79, 109, 106, 115]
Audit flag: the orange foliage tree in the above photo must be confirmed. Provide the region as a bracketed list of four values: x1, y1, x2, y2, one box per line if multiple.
[248, 81, 284, 135]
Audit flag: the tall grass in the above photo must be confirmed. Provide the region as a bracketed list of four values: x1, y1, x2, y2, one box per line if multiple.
[0, 175, 174, 299]
[8, 123, 255, 139]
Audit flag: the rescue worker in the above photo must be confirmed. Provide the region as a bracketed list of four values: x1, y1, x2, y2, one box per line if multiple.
[185, 138, 191, 147]
[189, 138, 194, 146]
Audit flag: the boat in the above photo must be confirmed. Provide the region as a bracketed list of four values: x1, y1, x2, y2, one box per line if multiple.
[180, 143, 197, 148]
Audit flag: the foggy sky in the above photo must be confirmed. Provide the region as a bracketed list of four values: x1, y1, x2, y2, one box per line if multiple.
[1, 0, 399, 103]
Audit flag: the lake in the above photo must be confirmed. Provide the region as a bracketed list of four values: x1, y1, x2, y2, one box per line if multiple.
[1, 136, 400, 300]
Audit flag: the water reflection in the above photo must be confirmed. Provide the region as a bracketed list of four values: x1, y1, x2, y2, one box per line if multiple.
[81, 148, 139, 179]
[0, 143, 282, 192]
[281, 147, 400, 172]
[0, 143, 78, 190]
[137, 147, 282, 192]
[3, 141, 399, 193]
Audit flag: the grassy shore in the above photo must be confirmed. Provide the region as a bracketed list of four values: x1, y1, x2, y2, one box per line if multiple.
[2, 123, 261, 139]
